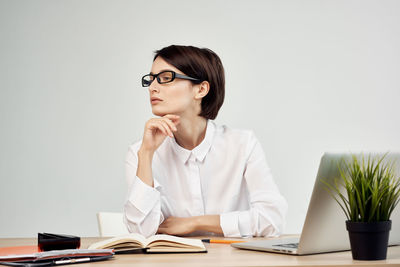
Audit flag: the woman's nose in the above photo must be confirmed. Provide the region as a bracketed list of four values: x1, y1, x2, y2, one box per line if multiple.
[149, 80, 160, 93]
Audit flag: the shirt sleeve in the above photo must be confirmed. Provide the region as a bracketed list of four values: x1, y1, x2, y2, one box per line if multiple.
[220, 133, 288, 237]
[123, 144, 163, 238]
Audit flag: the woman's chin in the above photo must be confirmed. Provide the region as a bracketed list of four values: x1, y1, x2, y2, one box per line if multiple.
[152, 107, 180, 117]
[152, 109, 170, 117]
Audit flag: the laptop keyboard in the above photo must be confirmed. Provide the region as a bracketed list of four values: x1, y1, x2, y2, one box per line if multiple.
[273, 243, 299, 249]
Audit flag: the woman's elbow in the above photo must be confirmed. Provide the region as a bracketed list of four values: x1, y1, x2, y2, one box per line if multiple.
[123, 205, 160, 238]
[253, 200, 288, 237]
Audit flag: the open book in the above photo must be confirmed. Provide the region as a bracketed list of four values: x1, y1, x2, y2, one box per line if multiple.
[88, 233, 207, 253]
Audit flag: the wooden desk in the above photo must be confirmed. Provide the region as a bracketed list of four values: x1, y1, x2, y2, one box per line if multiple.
[1, 237, 400, 267]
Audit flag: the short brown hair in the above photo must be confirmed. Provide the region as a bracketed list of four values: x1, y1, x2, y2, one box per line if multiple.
[153, 45, 225, 120]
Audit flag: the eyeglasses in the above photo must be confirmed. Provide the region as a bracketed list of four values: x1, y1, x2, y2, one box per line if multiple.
[141, 70, 201, 87]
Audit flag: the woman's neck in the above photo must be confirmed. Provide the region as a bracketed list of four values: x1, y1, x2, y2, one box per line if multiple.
[174, 116, 207, 151]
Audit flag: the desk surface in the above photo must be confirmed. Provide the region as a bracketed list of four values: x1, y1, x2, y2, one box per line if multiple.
[1, 237, 400, 267]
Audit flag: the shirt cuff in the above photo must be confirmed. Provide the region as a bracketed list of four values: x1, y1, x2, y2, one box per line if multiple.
[220, 211, 241, 237]
[238, 211, 253, 237]
[127, 176, 160, 215]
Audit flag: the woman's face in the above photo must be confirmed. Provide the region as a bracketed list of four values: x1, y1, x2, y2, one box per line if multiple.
[148, 57, 198, 117]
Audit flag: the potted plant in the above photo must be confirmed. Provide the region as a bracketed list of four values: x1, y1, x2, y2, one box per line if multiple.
[323, 153, 400, 260]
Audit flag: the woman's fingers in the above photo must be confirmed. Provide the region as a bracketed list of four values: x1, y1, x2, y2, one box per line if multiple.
[157, 227, 166, 234]
[159, 120, 173, 137]
[148, 119, 174, 138]
[157, 116, 179, 136]
[148, 120, 167, 136]
[163, 117, 178, 132]
[141, 115, 180, 153]
[164, 114, 180, 120]
[145, 115, 180, 140]
[164, 114, 180, 126]
[155, 121, 171, 137]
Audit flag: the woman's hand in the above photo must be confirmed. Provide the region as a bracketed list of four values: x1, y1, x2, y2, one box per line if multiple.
[136, 114, 180, 187]
[157, 217, 196, 236]
[140, 114, 180, 154]
[157, 215, 223, 236]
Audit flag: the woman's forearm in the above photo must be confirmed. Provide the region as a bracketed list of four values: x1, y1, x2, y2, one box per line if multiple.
[136, 148, 155, 187]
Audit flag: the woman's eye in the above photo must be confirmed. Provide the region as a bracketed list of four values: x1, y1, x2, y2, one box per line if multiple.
[160, 76, 172, 82]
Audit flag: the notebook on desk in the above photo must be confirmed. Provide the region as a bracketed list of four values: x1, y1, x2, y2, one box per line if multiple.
[0, 246, 114, 265]
[232, 152, 400, 255]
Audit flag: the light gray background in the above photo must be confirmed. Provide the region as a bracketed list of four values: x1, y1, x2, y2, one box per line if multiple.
[0, 0, 399, 238]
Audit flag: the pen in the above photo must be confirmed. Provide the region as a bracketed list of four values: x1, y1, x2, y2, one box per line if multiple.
[55, 257, 91, 265]
[53, 255, 113, 265]
[201, 239, 246, 244]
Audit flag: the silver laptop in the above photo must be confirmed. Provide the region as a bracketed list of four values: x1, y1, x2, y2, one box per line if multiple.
[232, 152, 400, 255]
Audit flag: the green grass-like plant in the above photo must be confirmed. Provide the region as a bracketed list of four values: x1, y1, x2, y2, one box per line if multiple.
[323, 154, 400, 222]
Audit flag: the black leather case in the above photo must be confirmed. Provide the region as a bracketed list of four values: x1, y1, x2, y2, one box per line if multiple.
[38, 232, 81, 251]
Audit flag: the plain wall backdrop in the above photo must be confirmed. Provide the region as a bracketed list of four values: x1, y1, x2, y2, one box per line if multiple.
[0, 0, 399, 237]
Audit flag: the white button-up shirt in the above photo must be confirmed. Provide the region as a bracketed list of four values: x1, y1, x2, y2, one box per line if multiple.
[123, 120, 287, 238]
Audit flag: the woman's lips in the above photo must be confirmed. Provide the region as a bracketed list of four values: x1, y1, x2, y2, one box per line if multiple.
[151, 97, 162, 105]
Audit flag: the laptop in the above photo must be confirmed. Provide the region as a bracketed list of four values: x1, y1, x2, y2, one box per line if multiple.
[232, 152, 400, 255]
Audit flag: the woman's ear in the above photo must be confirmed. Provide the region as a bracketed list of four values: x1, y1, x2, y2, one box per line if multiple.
[194, 81, 210, 100]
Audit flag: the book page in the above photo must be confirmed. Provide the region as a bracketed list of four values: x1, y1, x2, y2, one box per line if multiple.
[88, 233, 148, 249]
[145, 234, 205, 249]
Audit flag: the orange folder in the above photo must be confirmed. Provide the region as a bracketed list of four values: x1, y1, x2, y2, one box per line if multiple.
[0, 245, 40, 256]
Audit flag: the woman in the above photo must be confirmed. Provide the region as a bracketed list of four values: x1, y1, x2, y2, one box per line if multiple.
[124, 45, 287, 238]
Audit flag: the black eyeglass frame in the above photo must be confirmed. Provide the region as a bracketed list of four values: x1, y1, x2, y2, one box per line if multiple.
[141, 70, 202, 87]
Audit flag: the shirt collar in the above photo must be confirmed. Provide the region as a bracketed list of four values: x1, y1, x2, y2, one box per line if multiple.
[170, 120, 215, 164]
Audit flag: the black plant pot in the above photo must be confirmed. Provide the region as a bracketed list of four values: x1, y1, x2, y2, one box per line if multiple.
[346, 220, 391, 260]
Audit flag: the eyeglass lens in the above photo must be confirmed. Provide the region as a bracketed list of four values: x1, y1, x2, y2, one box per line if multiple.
[142, 71, 174, 87]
